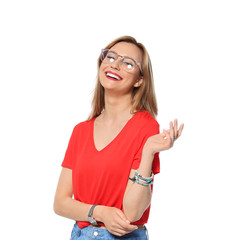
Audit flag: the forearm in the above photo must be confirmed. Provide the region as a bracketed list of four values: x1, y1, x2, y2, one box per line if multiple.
[54, 197, 93, 221]
[54, 195, 108, 223]
[123, 152, 154, 222]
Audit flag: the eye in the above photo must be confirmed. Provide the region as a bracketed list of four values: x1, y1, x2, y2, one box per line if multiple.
[107, 56, 115, 63]
[125, 62, 133, 69]
[122, 57, 135, 69]
[105, 51, 117, 63]
[123, 60, 134, 69]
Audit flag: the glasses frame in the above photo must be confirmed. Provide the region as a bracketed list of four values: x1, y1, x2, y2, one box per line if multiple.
[101, 49, 143, 75]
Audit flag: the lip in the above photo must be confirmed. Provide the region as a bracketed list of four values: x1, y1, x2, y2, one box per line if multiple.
[105, 71, 123, 81]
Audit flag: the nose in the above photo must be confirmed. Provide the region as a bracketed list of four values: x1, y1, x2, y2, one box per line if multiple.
[111, 57, 122, 70]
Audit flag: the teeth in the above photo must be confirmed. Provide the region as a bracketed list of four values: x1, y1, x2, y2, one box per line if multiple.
[106, 72, 120, 80]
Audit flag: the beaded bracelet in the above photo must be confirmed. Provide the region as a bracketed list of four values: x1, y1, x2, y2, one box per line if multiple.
[129, 170, 154, 186]
[129, 175, 153, 186]
[135, 170, 154, 182]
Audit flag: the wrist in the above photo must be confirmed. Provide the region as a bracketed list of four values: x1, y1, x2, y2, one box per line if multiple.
[143, 144, 159, 157]
[92, 205, 105, 222]
[141, 150, 154, 162]
[138, 154, 153, 177]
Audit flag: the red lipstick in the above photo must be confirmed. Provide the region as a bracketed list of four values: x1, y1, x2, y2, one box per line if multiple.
[105, 71, 123, 81]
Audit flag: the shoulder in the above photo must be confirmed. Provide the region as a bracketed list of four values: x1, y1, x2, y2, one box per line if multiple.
[70, 118, 94, 136]
[132, 111, 160, 137]
[135, 111, 159, 130]
[73, 118, 94, 130]
[132, 111, 160, 150]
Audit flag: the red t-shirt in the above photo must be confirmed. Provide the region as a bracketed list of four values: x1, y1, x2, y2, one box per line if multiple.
[62, 110, 160, 229]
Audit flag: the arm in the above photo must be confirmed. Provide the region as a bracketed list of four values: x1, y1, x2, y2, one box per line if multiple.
[53, 167, 93, 221]
[123, 152, 154, 222]
[123, 119, 184, 222]
[53, 167, 138, 236]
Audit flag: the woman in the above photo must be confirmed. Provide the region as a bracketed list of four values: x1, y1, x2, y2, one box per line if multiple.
[54, 36, 184, 240]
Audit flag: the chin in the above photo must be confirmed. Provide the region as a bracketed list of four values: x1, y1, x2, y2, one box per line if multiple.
[99, 75, 119, 88]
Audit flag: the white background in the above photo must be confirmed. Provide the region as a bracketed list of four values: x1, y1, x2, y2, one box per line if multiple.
[0, 0, 232, 239]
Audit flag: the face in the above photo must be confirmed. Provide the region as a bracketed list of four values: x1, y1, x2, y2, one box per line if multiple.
[99, 42, 143, 95]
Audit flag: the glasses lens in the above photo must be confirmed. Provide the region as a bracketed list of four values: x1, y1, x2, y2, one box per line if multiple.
[101, 49, 108, 61]
[122, 57, 136, 71]
[101, 50, 117, 63]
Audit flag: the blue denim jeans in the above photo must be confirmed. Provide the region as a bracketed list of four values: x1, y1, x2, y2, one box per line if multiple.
[70, 222, 149, 240]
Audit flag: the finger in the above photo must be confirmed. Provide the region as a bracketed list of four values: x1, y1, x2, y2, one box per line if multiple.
[177, 123, 184, 137]
[169, 121, 174, 140]
[117, 219, 138, 231]
[116, 209, 131, 224]
[116, 224, 137, 234]
[116, 211, 138, 231]
[174, 119, 178, 139]
[111, 228, 135, 237]
[160, 131, 166, 138]
[109, 228, 126, 237]
[162, 129, 167, 139]
[117, 222, 138, 232]
[163, 129, 172, 146]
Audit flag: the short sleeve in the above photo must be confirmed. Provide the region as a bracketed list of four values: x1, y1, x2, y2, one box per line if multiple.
[131, 120, 160, 175]
[61, 125, 78, 169]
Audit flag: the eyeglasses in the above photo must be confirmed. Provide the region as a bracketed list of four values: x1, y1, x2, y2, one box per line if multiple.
[100, 49, 143, 75]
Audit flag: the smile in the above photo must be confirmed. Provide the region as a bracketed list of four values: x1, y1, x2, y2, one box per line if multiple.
[105, 71, 123, 81]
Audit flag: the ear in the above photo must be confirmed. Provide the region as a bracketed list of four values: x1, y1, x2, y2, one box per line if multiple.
[134, 77, 143, 88]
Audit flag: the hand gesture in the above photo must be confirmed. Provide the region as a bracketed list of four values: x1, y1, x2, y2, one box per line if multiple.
[100, 207, 138, 236]
[143, 119, 184, 156]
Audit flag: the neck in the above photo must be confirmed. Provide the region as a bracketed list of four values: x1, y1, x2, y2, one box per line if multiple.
[101, 91, 134, 121]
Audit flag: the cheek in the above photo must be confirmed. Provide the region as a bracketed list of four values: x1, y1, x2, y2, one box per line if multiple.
[98, 64, 105, 79]
[99, 63, 103, 74]
[99, 62, 109, 74]
[125, 72, 140, 84]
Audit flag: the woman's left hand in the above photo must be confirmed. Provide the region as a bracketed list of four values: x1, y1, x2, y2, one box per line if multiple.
[143, 119, 184, 156]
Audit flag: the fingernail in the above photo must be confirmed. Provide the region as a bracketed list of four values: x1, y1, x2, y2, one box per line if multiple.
[126, 220, 130, 224]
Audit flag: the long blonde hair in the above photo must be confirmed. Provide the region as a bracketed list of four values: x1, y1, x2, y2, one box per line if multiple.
[87, 36, 158, 120]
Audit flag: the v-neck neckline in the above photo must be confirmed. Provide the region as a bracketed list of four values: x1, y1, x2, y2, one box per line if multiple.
[91, 111, 140, 153]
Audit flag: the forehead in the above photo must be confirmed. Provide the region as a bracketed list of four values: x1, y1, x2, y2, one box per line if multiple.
[110, 42, 142, 62]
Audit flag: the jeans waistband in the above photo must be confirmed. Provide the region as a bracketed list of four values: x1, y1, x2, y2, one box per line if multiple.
[89, 223, 145, 229]
[71, 222, 149, 240]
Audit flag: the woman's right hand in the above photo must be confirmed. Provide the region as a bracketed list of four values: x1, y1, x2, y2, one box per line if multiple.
[94, 206, 138, 236]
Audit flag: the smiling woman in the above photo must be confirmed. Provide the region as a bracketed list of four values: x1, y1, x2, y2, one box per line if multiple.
[88, 36, 159, 121]
[53, 36, 184, 240]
